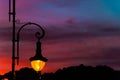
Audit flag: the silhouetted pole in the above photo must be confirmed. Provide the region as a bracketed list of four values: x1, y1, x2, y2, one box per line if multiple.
[9, 0, 17, 80]
[9, 0, 19, 80]
[38, 71, 41, 80]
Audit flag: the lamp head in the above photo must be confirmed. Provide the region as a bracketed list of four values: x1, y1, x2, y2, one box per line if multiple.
[29, 54, 47, 72]
[29, 33, 48, 72]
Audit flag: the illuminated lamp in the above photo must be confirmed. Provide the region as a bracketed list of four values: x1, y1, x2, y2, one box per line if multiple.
[29, 37, 48, 72]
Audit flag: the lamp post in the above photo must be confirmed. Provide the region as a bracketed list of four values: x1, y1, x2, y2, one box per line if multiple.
[8, 0, 48, 80]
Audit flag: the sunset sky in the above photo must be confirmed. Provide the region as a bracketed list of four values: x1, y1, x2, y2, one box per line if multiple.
[0, 0, 120, 75]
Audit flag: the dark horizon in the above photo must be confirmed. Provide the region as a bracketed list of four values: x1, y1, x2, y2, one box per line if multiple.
[1, 64, 120, 75]
[1, 64, 120, 80]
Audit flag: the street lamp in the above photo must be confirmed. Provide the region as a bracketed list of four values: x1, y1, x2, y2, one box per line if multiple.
[30, 32, 48, 80]
[8, 0, 48, 79]
[17, 22, 48, 80]
[30, 32, 48, 72]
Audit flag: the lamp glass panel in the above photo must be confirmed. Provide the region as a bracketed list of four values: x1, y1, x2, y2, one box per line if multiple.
[31, 60, 46, 72]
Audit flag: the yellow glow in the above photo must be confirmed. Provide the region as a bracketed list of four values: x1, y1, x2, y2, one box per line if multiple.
[31, 60, 46, 72]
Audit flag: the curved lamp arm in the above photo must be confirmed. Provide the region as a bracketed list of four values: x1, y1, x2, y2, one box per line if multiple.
[16, 22, 45, 65]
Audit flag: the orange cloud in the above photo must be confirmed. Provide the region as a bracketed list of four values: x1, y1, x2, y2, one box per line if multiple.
[0, 58, 11, 75]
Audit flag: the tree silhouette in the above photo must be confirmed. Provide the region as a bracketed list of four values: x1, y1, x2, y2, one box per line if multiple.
[42, 73, 55, 80]
[42, 64, 120, 80]
[2, 64, 120, 80]
[0, 75, 3, 80]
[3, 67, 38, 80]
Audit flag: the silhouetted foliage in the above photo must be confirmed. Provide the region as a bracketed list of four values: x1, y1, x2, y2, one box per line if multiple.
[0, 75, 3, 80]
[3, 67, 38, 80]
[16, 67, 38, 80]
[3, 71, 12, 80]
[2, 64, 120, 80]
[42, 64, 120, 80]
[42, 72, 55, 80]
